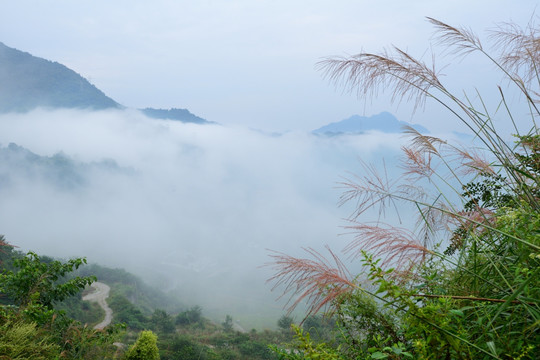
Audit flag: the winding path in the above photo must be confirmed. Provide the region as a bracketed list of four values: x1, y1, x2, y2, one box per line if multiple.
[82, 281, 113, 329]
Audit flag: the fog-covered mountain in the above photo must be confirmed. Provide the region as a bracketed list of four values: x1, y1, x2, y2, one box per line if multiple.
[0, 42, 212, 124]
[0, 142, 129, 190]
[0, 42, 119, 112]
[313, 111, 429, 135]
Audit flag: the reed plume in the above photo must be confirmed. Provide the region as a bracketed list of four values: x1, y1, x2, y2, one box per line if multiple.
[267, 247, 355, 317]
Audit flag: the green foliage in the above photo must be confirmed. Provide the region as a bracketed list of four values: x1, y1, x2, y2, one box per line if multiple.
[0, 242, 120, 359]
[271, 324, 344, 360]
[335, 289, 402, 358]
[109, 293, 149, 330]
[238, 340, 275, 359]
[151, 309, 175, 334]
[176, 305, 203, 327]
[59, 322, 123, 360]
[0, 320, 60, 359]
[77, 263, 183, 314]
[1, 251, 93, 307]
[159, 334, 217, 360]
[125, 330, 160, 360]
[302, 315, 336, 343]
[0, 251, 96, 325]
[277, 315, 294, 340]
[56, 295, 105, 326]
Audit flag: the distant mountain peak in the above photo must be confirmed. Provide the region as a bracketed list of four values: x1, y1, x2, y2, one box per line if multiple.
[313, 112, 428, 135]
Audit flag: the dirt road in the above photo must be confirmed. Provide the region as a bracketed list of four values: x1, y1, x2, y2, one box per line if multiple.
[82, 281, 113, 329]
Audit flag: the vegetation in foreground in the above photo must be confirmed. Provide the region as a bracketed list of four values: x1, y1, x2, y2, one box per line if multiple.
[0, 238, 300, 359]
[269, 17, 539, 359]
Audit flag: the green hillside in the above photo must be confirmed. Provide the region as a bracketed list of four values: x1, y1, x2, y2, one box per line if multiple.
[0, 236, 300, 359]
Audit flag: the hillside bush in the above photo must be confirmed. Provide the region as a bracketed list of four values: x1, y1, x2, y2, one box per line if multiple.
[125, 330, 160, 360]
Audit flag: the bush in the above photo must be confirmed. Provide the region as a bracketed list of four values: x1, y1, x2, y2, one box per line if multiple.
[125, 330, 160, 360]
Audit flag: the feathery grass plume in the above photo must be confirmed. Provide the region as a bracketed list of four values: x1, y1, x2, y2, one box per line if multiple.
[427, 17, 483, 56]
[400, 146, 435, 180]
[267, 247, 354, 318]
[343, 223, 432, 274]
[401, 125, 446, 156]
[490, 20, 540, 86]
[414, 201, 451, 242]
[338, 160, 402, 222]
[450, 146, 496, 176]
[318, 47, 444, 113]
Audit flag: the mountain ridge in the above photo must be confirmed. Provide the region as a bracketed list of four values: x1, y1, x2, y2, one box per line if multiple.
[0, 41, 120, 112]
[0, 41, 212, 124]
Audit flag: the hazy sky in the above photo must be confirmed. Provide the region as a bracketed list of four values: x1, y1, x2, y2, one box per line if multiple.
[1, 0, 537, 132]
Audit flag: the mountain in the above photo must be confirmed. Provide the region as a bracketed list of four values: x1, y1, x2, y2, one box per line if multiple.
[313, 112, 429, 135]
[0, 42, 212, 124]
[0, 42, 119, 112]
[140, 107, 213, 124]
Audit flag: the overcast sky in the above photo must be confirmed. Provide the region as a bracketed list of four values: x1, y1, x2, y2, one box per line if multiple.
[1, 1, 537, 131]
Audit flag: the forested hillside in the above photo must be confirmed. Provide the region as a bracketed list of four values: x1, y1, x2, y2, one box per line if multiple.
[0, 235, 300, 359]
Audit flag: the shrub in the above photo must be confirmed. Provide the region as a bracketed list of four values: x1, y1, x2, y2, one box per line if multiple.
[125, 330, 160, 360]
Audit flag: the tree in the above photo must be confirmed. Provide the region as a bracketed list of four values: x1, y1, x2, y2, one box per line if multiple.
[151, 308, 175, 334]
[277, 315, 294, 332]
[0, 251, 96, 324]
[0, 243, 120, 359]
[269, 17, 539, 360]
[222, 314, 234, 332]
[175, 305, 203, 327]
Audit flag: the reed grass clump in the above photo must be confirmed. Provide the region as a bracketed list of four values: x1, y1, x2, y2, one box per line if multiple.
[269, 17, 539, 360]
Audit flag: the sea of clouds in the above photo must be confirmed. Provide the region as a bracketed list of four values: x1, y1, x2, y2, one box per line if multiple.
[0, 108, 408, 326]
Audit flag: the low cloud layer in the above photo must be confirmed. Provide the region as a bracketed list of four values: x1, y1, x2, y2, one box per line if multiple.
[0, 109, 405, 326]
